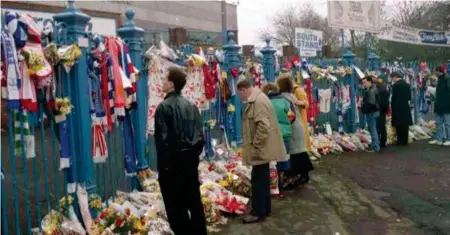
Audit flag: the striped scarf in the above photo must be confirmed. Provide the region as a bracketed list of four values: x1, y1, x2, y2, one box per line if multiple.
[89, 63, 108, 163]
[13, 110, 35, 159]
[1, 30, 21, 109]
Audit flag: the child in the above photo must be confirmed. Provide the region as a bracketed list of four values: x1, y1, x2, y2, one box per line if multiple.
[262, 83, 295, 196]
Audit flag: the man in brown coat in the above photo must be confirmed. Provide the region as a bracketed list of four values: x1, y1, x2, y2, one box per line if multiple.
[236, 79, 287, 224]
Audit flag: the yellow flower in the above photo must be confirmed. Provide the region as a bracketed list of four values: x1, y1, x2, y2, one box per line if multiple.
[227, 104, 235, 113]
[218, 180, 229, 188]
[208, 120, 216, 129]
[221, 71, 227, 79]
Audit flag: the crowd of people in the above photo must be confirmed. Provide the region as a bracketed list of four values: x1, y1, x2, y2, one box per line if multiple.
[361, 66, 450, 152]
[152, 65, 449, 234]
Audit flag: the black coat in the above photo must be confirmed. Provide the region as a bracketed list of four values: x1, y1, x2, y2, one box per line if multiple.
[376, 83, 390, 114]
[391, 80, 413, 127]
[155, 91, 204, 173]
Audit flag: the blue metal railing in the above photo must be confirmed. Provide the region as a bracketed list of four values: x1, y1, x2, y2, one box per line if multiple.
[1, 4, 444, 235]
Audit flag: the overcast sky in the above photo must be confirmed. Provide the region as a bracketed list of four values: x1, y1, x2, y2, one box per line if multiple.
[237, 0, 328, 46]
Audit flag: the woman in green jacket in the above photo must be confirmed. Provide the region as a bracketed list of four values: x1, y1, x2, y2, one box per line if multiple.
[262, 83, 295, 196]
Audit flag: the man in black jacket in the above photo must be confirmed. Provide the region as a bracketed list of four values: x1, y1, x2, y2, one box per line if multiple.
[361, 76, 380, 152]
[372, 75, 390, 148]
[155, 66, 207, 235]
[390, 72, 413, 146]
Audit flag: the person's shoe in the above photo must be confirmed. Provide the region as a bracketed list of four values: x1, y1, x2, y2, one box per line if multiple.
[243, 215, 266, 224]
[429, 140, 443, 145]
[297, 175, 310, 185]
[443, 141, 450, 147]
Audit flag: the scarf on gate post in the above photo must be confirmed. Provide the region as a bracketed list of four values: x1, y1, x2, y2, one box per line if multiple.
[97, 50, 115, 132]
[13, 110, 35, 158]
[88, 59, 108, 163]
[1, 30, 21, 109]
[122, 112, 137, 177]
[121, 43, 137, 109]
[105, 37, 126, 119]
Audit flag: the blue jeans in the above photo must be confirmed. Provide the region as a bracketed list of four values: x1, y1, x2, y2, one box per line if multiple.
[434, 113, 450, 142]
[366, 112, 380, 152]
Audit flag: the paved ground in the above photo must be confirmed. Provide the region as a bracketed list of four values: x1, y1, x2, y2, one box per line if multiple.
[218, 140, 450, 235]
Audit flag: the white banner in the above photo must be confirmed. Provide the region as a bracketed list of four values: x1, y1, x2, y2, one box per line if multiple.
[376, 20, 450, 47]
[327, 0, 381, 33]
[295, 28, 322, 57]
[3, 8, 117, 37]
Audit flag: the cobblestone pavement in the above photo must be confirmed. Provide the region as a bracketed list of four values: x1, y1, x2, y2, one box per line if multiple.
[218, 140, 450, 235]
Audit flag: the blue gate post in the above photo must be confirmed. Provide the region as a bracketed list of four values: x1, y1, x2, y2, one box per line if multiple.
[117, 9, 149, 186]
[222, 32, 242, 147]
[53, 0, 96, 192]
[260, 38, 276, 83]
[343, 48, 357, 133]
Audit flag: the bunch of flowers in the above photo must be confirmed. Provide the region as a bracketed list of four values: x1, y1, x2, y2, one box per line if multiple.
[94, 207, 148, 235]
[59, 195, 74, 214]
[89, 194, 103, 211]
[41, 210, 85, 235]
[54, 97, 74, 116]
[20, 47, 46, 74]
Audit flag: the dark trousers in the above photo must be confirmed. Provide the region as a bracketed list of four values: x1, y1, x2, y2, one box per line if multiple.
[395, 125, 409, 146]
[158, 153, 207, 235]
[290, 152, 314, 177]
[376, 112, 387, 147]
[251, 163, 271, 217]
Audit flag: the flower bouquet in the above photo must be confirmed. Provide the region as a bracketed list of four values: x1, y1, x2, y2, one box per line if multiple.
[137, 168, 160, 192]
[94, 207, 149, 235]
[89, 194, 103, 218]
[41, 210, 85, 235]
[58, 44, 82, 73]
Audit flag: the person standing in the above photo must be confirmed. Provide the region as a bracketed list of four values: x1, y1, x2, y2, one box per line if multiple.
[262, 83, 294, 196]
[361, 76, 380, 152]
[155, 66, 207, 235]
[293, 80, 312, 151]
[237, 79, 287, 224]
[429, 66, 450, 146]
[390, 71, 413, 146]
[372, 75, 390, 148]
[277, 74, 313, 186]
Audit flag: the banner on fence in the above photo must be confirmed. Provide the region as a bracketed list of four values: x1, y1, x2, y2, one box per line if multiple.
[376, 21, 450, 47]
[295, 28, 322, 57]
[327, 0, 381, 33]
[3, 8, 117, 36]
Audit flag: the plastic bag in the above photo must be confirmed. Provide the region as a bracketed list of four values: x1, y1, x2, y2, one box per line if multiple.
[269, 162, 279, 196]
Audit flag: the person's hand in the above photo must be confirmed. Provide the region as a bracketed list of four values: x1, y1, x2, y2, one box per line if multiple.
[294, 100, 305, 106]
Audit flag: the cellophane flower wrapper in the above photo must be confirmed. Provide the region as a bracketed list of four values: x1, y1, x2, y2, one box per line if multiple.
[310, 146, 322, 158]
[202, 194, 227, 232]
[41, 210, 85, 235]
[137, 169, 160, 192]
[350, 135, 365, 151]
[356, 129, 372, 144]
[410, 125, 430, 140]
[147, 218, 174, 235]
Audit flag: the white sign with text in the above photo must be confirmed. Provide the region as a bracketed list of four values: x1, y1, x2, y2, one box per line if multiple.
[327, 0, 381, 33]
[295, 28, 323, 57]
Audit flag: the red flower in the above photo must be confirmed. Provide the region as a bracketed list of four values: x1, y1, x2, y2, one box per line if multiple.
[115, 217, 124, 227]
[208, 163, 215, 172]
[125, 208, 131, 216]
[99, 210, 108, 219]
[231, 68, 239, 78]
